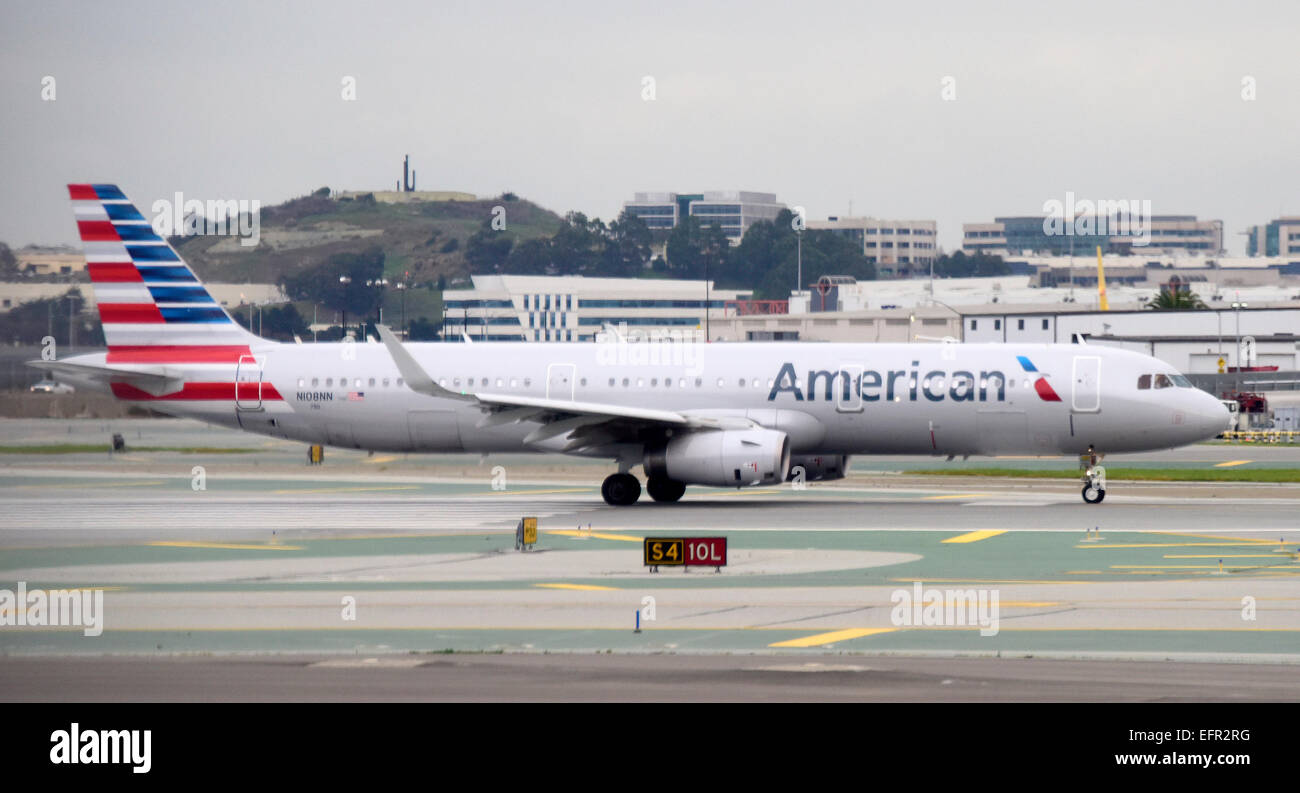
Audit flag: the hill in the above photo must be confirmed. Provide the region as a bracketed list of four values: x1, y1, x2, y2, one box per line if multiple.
[173, 190, 566, 287]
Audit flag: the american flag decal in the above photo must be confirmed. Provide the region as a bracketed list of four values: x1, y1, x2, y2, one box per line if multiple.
[348, 392, 365, 401]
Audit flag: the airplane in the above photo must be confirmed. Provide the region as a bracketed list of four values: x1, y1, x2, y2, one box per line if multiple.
[32, 184, 1231, 505]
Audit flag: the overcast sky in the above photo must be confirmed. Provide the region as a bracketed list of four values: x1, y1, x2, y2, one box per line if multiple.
[4, 0, 1298, 255]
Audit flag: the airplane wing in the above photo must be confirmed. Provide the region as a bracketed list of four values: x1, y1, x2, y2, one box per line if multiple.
[28, 358, 184, 397]
[375, 325, 751, 451]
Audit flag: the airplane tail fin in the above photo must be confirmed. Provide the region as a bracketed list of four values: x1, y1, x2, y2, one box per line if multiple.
[68, 183, 264, 363]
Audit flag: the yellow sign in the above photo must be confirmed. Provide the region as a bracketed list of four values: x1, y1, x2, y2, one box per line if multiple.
[1217, 357, 1226, 373]
[522, 517, 537, 545]
[643, 538, 685, 566]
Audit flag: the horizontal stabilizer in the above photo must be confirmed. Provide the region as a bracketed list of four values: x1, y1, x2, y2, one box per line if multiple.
[28, 359, 184, 397]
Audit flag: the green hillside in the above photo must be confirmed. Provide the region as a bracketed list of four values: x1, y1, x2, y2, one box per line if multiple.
[173, 190, 565, 287]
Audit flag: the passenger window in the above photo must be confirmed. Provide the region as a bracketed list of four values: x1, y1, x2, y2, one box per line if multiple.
[1154, 374, 1173, 389]
[739, 379, 746, 387]
[1137, 374, 1151, 389]
[383, 378, 390, 387]
[368, 378, 375, 387]
[297, 378, 305, 388]
[608, 378, 615, 387]
[397, 378, 404, 386]
[326, 378, 333, 387]
[651, 378, 658, 387]
[622, 377, 630, 387]
[311, 378, 319, 387]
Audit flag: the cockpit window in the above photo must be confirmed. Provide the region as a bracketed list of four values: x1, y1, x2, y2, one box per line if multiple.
[1137, 374, 1151, 390]
[1171, 374, 1193, 388]
[1153, 374, 1173, 389]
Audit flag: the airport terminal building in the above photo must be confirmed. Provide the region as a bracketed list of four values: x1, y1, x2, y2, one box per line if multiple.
[806, 216, 938, 278]
[440, 274, 745, 341]
[622, 191, 786, 243]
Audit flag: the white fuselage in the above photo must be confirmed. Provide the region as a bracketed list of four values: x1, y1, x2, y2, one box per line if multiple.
[70, 340, 1230, 459]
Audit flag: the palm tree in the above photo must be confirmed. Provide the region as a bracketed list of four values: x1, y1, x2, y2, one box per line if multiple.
[1145, 276, 1207, 310]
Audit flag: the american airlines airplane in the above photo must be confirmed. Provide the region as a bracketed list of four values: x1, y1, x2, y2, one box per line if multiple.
[33, 184, 1231, 505]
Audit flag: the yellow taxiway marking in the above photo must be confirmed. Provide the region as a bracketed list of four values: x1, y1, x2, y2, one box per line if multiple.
[364, 455, 399, 464]
[147, 541, 303, 551]
[999, 602, 1063, 607]
[544, 530, 642, 542]
[1111, 564, 1259, 570]
[769, 628, 897, 648]
[1213, 459, 1253, 468]
[1155, 532, 1275, 543]
[1076, 542, 1276, 549]
[532, 583, 619, 591]
[942, 529, 1006, 544]
[924, 493, 990, 501]
[19, 480, 167, 489]
[471, 488, 593, 497]
[270, 485, 422, 495]
[1165, 554, 1295, 559]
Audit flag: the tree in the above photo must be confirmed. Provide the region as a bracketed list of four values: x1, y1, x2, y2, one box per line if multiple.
[407, 316, 441, 341]
[600, 210, 652, 277]
[231, 303, 309, 341]
[279, 246, 387, 321]
[1146, 277, 1207, 310]
[0, 242, 18, 279]
[550, 212, 605, 275]
[465, 223, 514, 273]
[933, 251, 1010, 278]
[0, 288, 103, 346]
[505, 237, 553, 275]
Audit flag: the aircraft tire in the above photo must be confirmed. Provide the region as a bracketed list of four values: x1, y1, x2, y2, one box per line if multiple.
[646, 477, 686, 503]
[1082, 484, 1106, 504]
[602, 473, 642, 506]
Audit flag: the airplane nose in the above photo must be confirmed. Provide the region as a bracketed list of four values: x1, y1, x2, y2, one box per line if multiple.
[1191, 391, 1232, 439]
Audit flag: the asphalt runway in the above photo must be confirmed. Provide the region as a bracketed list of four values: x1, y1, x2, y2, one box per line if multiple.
[2, 418, 1299, 701]
[2, 654, 1298, 702]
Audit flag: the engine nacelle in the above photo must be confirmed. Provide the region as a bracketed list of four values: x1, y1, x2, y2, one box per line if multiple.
[786, 454, 850, 482]
[645, 429, 791, 488]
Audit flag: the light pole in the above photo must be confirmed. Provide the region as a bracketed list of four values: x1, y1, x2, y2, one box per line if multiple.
[366, 278, 389, 340]
[796, 229, 803, 297]
[338, 276, 351, 339]
[66, 294, 76, 352]
[394, 282, 407, 338]
[1232, 300, 1247, 394]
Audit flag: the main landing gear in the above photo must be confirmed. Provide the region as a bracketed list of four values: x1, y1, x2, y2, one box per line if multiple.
[1080, 446, 1106, 504]
[646, 476, 686, 503]
[600, 473, 688, 505]
[601, 473, 641, 506]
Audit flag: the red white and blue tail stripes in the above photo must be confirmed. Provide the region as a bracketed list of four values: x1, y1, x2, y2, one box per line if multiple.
[71, 184, 278, 404]
[70, 183, 260, 364]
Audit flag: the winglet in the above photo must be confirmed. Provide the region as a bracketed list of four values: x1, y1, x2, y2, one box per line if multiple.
[375, 324, 472, 401]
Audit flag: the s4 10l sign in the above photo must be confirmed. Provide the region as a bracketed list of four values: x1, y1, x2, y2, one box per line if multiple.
[644, 537, 727, 569]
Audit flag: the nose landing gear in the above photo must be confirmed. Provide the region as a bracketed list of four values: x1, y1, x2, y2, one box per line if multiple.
[1080, 446, 1106, 504]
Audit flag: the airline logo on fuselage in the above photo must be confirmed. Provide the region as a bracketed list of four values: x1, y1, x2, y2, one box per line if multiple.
[767, 361, 1009, 403]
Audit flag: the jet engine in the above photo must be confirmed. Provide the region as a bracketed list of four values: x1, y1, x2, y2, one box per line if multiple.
[786, 454, 850, 482]
[645, 429, 790, 488]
